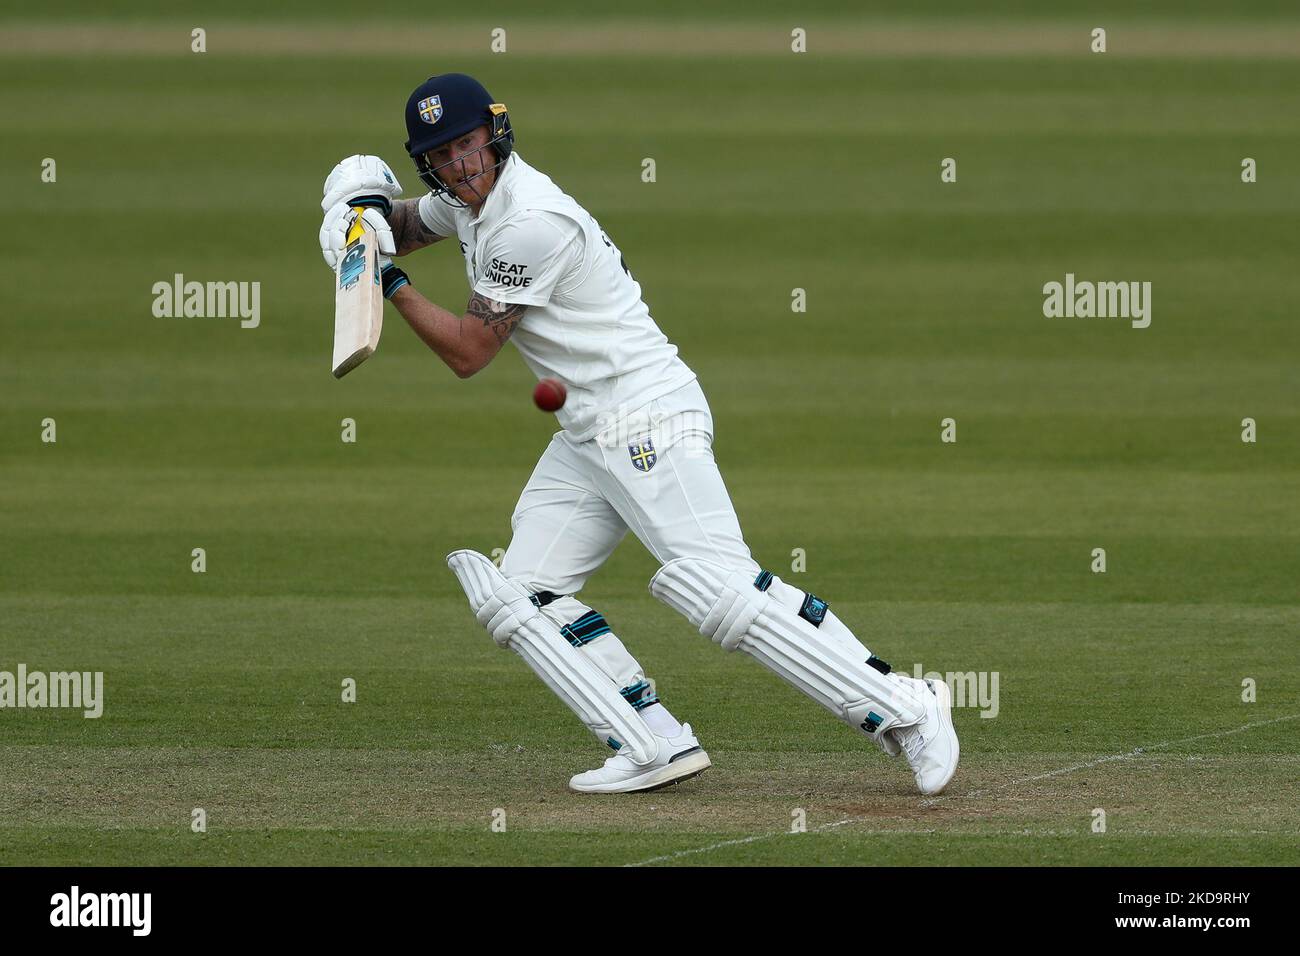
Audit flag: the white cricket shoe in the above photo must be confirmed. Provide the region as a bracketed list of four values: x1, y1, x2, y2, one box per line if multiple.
[875, 722, 903, 758]
[890, 676, 959, 795]
[569, 723, 711, 794]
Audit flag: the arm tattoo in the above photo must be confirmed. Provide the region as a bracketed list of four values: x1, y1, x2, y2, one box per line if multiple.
[388, 198, 444, 255]
[465, 292, 528, 345]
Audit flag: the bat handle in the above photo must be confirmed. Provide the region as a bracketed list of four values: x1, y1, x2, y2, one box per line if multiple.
[345, 205, 367, 244]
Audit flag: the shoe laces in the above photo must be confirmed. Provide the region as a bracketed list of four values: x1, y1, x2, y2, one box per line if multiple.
[895, 724, 927, 764]
[891, 677, 933, 763]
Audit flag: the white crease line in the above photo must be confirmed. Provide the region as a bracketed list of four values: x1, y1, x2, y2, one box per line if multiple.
[625, 713, 1299, 866]
[955, 712, 1300, 800]
[627, 817, 856, 867]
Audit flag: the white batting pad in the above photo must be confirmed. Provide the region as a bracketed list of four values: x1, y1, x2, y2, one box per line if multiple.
[447, 549, 660, 765]
[650, 557, 923, 738]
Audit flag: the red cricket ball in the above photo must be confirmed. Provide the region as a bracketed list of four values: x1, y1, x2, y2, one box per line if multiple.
[533, 377, 567, 412]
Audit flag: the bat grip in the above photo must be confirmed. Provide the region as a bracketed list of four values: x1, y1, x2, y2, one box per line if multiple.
[345, 205, 368, 244]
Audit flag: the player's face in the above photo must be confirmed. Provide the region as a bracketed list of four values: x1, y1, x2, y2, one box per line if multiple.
[424, 125, 499, 206]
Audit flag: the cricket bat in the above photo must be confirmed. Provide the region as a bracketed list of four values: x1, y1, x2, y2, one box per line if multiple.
[332, 206, 384, 378]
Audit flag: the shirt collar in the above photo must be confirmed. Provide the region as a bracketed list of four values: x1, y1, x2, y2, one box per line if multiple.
[468, 152, 520, 227]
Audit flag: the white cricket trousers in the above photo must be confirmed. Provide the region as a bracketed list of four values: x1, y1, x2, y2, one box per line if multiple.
[499, 379, 762, 716]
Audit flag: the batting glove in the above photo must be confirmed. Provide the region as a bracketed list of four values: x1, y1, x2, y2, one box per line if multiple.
[321, 154, 403, 214]
[320, 204, 396, 271]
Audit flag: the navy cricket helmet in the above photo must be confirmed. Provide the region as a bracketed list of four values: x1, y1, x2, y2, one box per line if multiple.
[403, 73, 514, 207]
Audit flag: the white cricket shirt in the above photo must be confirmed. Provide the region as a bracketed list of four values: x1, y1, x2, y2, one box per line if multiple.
[418, 152, 697, 442]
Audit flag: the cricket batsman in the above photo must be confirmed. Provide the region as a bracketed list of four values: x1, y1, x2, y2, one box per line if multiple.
[318, 73, 960, 794]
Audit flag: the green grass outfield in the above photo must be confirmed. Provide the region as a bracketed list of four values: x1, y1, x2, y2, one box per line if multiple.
[2, 3, 1298, 866]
